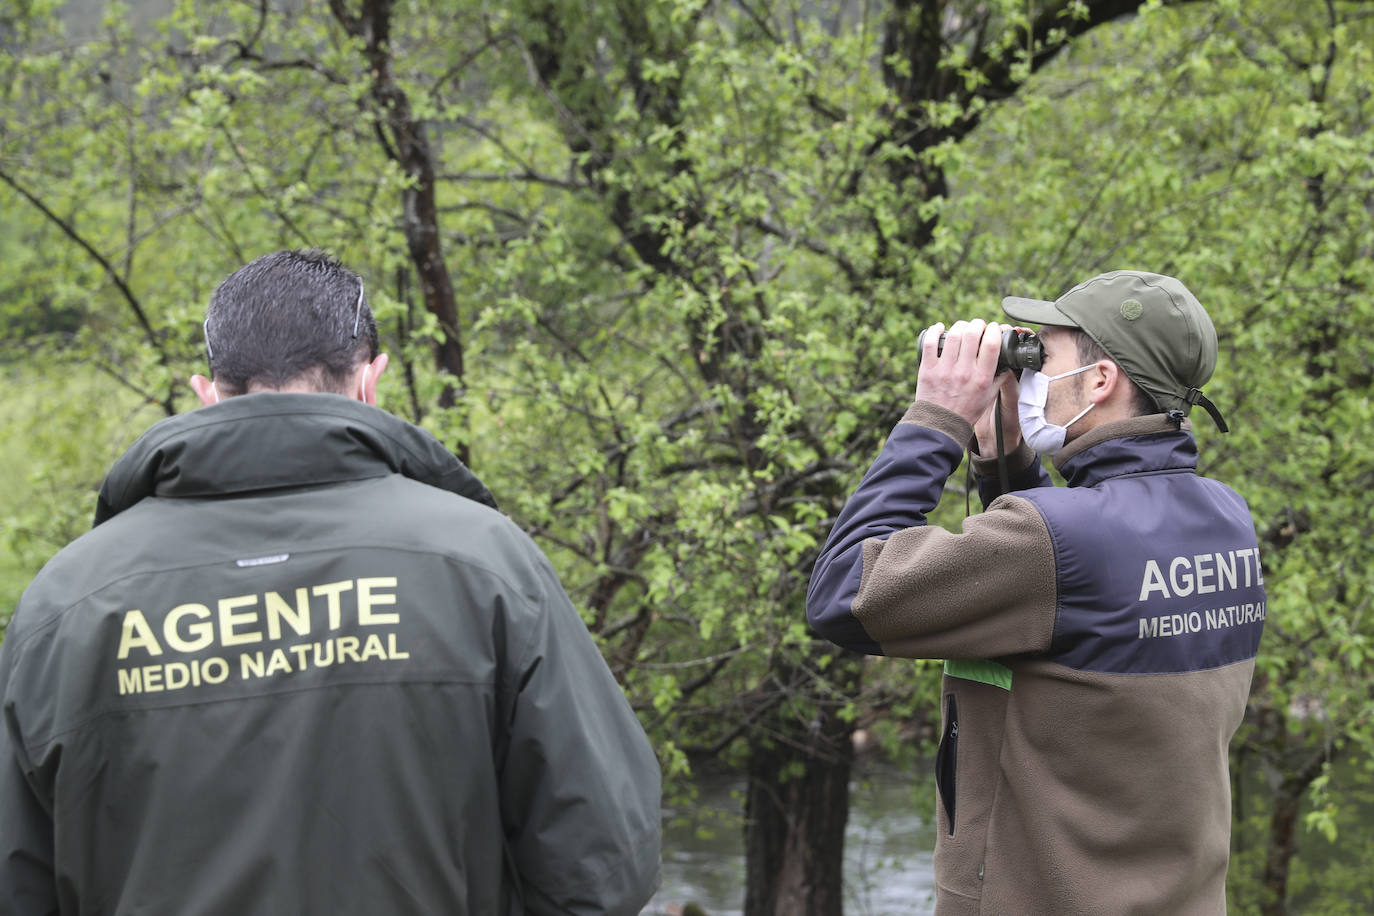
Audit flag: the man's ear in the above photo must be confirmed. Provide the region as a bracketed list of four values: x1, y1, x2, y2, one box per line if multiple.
[360, 353, 389, 406]
[1087, 360, 1121, 406]
[190, 374, 218, 407]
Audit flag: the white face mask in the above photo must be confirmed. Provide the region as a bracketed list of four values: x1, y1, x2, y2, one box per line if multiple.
[1018, 364, 1096, 455]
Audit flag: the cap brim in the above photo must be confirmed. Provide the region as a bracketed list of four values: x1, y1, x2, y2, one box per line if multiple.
[1001, 296, 1080, 328]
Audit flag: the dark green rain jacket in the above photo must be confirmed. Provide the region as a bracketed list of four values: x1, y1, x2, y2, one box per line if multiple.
[0, 393, 661, 915]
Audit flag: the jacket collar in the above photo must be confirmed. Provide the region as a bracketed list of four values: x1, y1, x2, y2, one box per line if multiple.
[1052, 415, 1198, 489]
[94, 393, 496, 525]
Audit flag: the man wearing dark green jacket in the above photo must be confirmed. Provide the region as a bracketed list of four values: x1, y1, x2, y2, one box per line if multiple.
[0, 250, 661, 915]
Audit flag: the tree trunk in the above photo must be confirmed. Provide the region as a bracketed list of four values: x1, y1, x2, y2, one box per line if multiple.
[1259, 749, 1329, 916]
[1259, 777, 1301, 916]
[332, 0, 469, 463]
[743, 654, 862, 916]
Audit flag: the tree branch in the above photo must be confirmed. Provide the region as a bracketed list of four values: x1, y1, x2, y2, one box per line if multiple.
[0, 166, 174, 412]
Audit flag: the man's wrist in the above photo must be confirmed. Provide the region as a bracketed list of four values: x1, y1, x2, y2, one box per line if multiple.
[971, 439, 1037, 477]
[975, 434, 1022, 456]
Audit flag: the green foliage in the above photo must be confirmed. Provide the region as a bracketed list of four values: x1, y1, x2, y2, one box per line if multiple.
[1229, 753, 1374, 914]
[0, 353, 162, 627]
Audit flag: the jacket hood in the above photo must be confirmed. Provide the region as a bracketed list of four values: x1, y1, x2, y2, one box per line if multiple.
[94, 393, 496, 525]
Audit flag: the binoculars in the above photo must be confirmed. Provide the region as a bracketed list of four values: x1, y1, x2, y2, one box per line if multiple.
[916, 327, 1045, 373]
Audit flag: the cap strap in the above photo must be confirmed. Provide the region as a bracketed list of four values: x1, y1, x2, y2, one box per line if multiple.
[1185, 387, 1229, 433]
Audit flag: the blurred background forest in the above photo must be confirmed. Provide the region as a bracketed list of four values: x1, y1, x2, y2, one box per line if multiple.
[3, 0, 1373, 913]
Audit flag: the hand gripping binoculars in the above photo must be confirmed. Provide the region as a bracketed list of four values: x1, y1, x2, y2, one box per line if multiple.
[916, 327, 1045, 373]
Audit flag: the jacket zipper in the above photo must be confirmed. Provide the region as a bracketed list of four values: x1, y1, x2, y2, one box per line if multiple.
[935, 693, 959, 836]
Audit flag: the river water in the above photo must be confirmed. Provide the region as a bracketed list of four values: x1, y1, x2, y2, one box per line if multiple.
[642, 755, 1374, 915]
[644, 760, 938, 916]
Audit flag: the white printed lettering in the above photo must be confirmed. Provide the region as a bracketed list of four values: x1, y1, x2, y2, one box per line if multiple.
[1140, 560, 1169, 600]
[1194, 554, 1215, 594]
[1168, 557, 1195, 598]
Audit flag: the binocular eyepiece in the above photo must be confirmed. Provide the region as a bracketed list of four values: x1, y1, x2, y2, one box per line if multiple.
[917, 327, 1044, 373]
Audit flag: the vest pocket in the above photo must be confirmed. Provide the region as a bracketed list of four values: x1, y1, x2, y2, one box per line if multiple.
[935, 693, 958, 836]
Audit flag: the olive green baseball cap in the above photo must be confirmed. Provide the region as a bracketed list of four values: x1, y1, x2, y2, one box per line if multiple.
[1002, 270, 1227, 431]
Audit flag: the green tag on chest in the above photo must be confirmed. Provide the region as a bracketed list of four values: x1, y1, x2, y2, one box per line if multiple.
[943, 658, 1012, 690]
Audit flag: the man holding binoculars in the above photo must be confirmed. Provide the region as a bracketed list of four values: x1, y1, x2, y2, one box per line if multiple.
[808, 270, 1265, 915]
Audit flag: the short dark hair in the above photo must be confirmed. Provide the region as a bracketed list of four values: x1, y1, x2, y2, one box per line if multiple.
[203, 249, 379, 396]
[1073, 330, 1157, 416]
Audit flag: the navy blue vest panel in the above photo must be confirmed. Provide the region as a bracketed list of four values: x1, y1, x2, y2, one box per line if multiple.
[1021, 432, 1265, 675]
